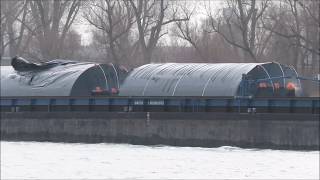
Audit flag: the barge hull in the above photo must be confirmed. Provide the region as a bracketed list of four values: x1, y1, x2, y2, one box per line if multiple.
[1, 112, 319, 150]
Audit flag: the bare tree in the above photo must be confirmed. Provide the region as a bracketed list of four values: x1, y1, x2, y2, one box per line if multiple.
[173, 17, 244, 63]
[206, 0, 270, 62]
[84, 0, 136, 64]
[128, 0, 190, 64]
[173, 7, 208, 61]
[62, 30, 82, 58]
[29, 0, 81, 60]
[0, 0, 36, 58]
[262, 0, 319, 72]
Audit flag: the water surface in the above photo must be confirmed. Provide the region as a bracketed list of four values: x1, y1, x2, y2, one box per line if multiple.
[1, 141, 319, 179]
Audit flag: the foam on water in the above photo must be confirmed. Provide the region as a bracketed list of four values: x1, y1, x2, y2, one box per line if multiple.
[1, 141, 319, 179]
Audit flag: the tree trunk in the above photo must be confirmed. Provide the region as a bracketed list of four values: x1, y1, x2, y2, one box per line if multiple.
[143, 49, 153, 64]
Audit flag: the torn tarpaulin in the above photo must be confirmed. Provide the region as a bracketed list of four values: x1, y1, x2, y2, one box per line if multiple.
[11, 56, 78, 71]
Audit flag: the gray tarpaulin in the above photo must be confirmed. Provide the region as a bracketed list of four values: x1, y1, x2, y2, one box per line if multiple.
[1, 57, 127, 96]
[119, 62, 302, 97]
[1, 57, 302, 97]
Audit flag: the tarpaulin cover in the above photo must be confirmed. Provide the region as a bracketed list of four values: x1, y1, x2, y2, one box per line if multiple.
[1, 57, 127, 96]
[119, 62, 302, 97]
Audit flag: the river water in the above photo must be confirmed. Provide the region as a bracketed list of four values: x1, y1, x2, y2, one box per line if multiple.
[1, 141, 319, 179]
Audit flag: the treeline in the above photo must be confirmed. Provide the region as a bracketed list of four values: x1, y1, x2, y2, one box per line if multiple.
[1, 0, 319, 75]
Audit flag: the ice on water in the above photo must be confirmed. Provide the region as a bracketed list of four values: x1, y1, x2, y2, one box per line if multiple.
[1, 141, 319, 179]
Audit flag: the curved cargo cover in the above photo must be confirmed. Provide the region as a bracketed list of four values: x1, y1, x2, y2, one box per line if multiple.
[119, 62, 302, 97]
[1, 57, 127, 96]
